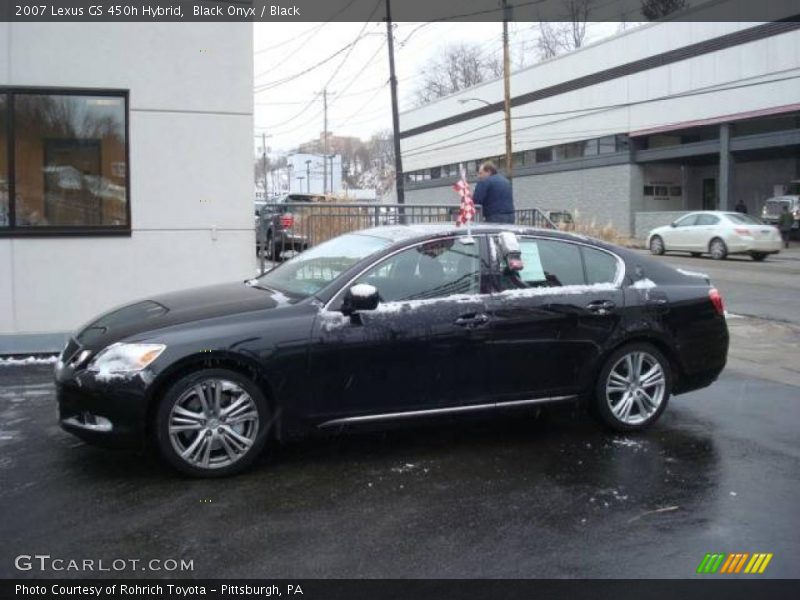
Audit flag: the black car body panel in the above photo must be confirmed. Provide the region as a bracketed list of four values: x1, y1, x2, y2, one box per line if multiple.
[56, 224, 728, 450]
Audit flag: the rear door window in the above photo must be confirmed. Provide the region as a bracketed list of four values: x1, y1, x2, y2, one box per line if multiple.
[496, 238, 621, 290]
[499, 238, 583, 289]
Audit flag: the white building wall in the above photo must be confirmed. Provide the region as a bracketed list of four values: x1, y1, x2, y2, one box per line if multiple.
[0, 23, 253, 351]
[400, 20, 800, 171]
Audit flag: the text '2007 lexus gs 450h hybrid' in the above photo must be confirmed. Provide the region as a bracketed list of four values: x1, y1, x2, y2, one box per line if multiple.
[56, 224, 729, 477]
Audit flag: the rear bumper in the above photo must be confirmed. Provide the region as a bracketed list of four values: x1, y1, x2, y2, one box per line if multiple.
[727, 239, 782, 253]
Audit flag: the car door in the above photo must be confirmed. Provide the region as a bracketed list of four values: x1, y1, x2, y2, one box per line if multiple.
[666, 213, 699, 250]
[691, 214, 721, 250]
[308, 236, 490, 421]
[483, 236, 625, 400]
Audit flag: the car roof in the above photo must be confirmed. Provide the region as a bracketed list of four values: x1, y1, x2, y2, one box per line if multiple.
[352, 222, 592, 244]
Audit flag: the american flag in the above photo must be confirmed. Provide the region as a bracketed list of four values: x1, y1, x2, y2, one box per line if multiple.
[452, 168, 475, 227]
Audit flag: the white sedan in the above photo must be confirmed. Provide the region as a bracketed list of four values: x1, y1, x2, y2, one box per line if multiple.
[647, 211, 782, 261]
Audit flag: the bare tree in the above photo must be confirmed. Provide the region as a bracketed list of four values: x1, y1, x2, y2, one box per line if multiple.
[641, 0, 688, 20]
[535, 0, 593, 61]
[415, 43, 504, 105]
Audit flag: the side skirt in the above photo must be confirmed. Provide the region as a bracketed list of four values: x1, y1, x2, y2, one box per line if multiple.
[317, 395, 578, 429]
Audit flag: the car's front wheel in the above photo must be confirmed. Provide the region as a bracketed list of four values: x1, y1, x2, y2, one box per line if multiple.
[649, 235, 665, 255]
[592, 343, 671, 432]
[155, 368, 270, 477]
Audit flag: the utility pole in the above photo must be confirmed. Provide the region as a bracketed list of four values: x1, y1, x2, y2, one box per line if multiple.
[386, 0, 405, 204]
[502, 0, 513, 184]
[261, 132, 268, 193]
[323, 88, 329, 195]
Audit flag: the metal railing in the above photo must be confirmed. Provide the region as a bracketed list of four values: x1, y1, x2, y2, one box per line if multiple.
[256, 202, 557, 272]
[513, 208, 558, 229]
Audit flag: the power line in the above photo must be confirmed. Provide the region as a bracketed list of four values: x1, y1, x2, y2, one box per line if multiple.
[252, 0, 359, 55]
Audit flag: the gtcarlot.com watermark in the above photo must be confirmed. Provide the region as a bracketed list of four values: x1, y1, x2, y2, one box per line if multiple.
[14, 554, 194, 573]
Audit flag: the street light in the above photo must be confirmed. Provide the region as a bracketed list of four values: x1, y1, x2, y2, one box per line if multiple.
[459, 97, 513, 183]
[458, 98, 492, 106]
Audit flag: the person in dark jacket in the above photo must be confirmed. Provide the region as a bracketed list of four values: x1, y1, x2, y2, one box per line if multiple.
[778, 205, 793, 248]
[735, 200, 748, 214]
[473, 161, 514, 223]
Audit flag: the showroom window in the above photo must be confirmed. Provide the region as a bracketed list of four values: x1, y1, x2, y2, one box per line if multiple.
[0, 88, 129, 235]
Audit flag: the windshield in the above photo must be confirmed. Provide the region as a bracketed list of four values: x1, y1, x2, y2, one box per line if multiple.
[726, 213, 763, 225]
[255, 233, 393, 297]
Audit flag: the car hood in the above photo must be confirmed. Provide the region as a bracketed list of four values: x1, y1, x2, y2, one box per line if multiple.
[73, 281, 299, 351]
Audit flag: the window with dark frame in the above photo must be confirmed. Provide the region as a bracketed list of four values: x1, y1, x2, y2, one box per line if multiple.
[0, 89, 129, 234]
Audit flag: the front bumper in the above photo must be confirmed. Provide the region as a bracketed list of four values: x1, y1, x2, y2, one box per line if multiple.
[56, 365, 150, 449]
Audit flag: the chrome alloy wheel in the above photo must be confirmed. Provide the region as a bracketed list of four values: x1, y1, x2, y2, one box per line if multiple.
[605, 352, 666, 426]
[168, 379, 259, 470]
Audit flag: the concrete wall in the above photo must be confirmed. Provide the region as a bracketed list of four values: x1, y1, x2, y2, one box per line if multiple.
[406, 163, 637, 235]
[0, 23, 253, 353]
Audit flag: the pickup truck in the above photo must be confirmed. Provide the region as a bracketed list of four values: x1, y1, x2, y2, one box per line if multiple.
[256, 194, 321, 260]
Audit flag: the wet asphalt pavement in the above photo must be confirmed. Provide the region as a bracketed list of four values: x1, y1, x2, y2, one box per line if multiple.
[1, 363, 798, 579]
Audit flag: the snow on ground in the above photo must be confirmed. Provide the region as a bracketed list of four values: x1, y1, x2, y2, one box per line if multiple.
[0, 355, 58, 367]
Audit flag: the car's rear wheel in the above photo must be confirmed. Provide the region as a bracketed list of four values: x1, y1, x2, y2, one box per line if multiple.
[709, 238, 728, 260]
[750, 252, 767, 262]
[649, 235, 665, 255]
[155, 368, 270, 477]
[593, 343, 671, 432]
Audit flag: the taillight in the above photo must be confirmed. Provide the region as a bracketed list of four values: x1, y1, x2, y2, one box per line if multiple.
[709, 287, 725, 316]
[733, 228, 751, 236]
[280, 213, 294, 229]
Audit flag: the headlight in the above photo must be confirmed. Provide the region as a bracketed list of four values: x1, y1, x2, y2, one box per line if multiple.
[87, 343, 166, 374]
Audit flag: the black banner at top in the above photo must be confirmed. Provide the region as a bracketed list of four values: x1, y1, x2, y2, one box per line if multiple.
[1, 0, 799, 22]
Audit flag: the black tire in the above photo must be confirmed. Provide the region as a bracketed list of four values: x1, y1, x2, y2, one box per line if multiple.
[155, 368, 270, 477]
[649, 235, 665, 255]
[750, 252, 767, 262]
[592, 342, 671, 432]
[709, 237, 728, 260]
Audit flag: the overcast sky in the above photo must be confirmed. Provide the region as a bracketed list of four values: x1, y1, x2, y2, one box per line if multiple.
[253, 21, 622, 154]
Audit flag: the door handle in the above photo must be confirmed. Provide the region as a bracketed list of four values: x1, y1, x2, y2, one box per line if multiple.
[455, 313, 490, 327]
[585, 300, 616, 315]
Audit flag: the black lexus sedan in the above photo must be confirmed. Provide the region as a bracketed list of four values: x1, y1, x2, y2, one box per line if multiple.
[56, 224, 728, 477]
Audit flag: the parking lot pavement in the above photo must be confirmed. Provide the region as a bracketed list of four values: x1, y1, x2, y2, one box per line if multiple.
[632, 246, 800, 324]
[1, 361, 798, 579]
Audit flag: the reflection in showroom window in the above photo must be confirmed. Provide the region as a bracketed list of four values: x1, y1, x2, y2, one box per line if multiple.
[0, 94, 7, 227]
[3, 91, 129, 231]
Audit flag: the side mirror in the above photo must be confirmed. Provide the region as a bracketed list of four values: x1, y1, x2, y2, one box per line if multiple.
[342, 284, 379, 315]
[670, 221, 677, 228]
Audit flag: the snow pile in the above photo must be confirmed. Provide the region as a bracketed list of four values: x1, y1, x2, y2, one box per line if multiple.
[630, 278, 657, 290]
[0, 355, 58, 367]
[497, 282, 617, 300]
[676, 268, 709, 280]
[349, 284, 377, 299]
